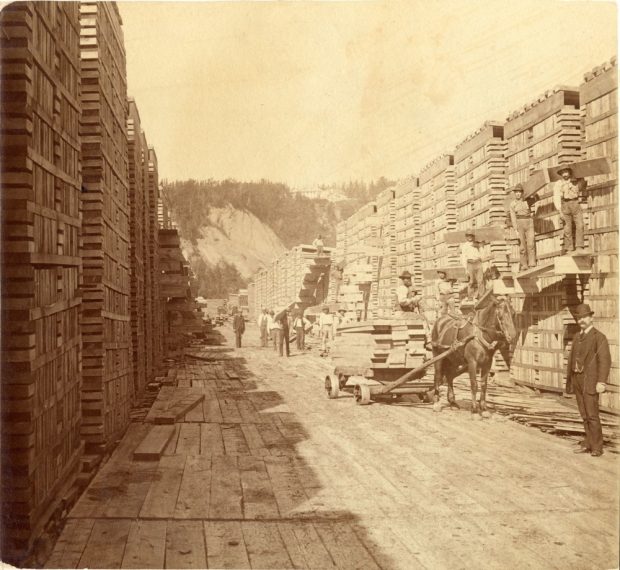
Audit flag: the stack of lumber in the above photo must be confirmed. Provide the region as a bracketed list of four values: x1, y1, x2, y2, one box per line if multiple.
[79, 2, 132, 454]
[418, 154, 459, 299]
[375, 188, 398, 317]
[331, 317, 429, 373]
[454, 121, 510, 274]
[394, 177, 423, 290]
[504, 86, 582, 269]
[505, 87, 586, 394]
[580, 58, 619, 412]
[127, 99, 147, 398]
[0, 2, 83, 560]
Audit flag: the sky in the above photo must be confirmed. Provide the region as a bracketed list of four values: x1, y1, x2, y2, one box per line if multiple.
[119, 0, 617, 188]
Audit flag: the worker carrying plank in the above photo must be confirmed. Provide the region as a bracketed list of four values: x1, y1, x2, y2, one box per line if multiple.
[508, 183, 537, 270]
[552, 166, 587, 253]
[396, 270, 422, 312]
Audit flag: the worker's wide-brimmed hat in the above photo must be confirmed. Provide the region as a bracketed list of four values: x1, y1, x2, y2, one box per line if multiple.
[557, 166, 573, 176]
[512, 183, 524, 193]
[465, 231, 475, 238]
[573, 304, 594, 319]
[398, 270, 412, 279]
[321, 305, 330, 311]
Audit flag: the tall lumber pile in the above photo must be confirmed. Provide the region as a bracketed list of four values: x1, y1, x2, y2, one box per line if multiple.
[0, 2, 83, 561]
[79, 2, 132, 454]
[505, 87, 585, 393]
[394, 177, 422, 291]
[580, 59, 619, 412]
[375, 187, 398, 317]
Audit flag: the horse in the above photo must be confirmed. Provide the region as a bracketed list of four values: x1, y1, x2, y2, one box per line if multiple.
[430, 290, 516, 419]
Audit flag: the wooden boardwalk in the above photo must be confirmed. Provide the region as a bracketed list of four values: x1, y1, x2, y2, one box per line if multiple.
[46, 325, 619, 569]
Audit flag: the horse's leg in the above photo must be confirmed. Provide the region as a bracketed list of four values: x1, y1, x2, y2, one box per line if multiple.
[432, 355, 443, 412]
[446, 364, 459, 409]
[468, 359, 481, 419]
[479, 357, 493, 418]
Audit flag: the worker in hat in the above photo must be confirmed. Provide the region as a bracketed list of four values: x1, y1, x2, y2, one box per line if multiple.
[566, 304, 611, 457]
[509, 183, 537, 269]
[552, 166, 587, 253]
[460, 231, 485, 300]
[396, 270, 422, 312]
[436, 270, 456, 315]
[318, 306, 334, 355]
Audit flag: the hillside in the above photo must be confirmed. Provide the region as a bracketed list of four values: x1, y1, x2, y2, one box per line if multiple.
[162, 178, 395, 296]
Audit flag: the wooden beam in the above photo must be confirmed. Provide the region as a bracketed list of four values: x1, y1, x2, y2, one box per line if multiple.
[554, 254, 593, 275]
[133, 425, 176, 460]
[547, 157, 612, 182]
[421, 266, 467, 280]
[445, 226, 506, 244]
[515, 260, 555, 280]
[521, 169, 549, 200]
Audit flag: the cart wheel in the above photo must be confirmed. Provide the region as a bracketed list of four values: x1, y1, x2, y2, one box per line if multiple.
[338, 374, 348, 389]
[353, 383, 372, 405]
[325, 375, 339, 399]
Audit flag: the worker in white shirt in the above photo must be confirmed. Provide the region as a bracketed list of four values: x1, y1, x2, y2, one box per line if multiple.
[460, 232, 485, 301]
[266, 310, 279, 350]
[396, 271, 422, 312]
[436, 270, 455, 315]
[552, 166, 587, 253]
[318, 306, 334, 355]
[257, 308, 268, 347]
[293, 312, 310, 350]
[312, 235, 325, 256]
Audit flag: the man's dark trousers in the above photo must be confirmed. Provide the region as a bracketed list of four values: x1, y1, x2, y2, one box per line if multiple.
[296, 327, 305, 350]
[573, 373, 603, 453]
[235, 330, 242, 348]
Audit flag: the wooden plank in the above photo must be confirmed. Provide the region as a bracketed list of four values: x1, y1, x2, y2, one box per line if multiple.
[45, 518, 95, 569]
[554, 254, 593, 275]
[209, 455, 243, 518]
[241, 522, 293, 568]
[314, 522, 381, 570]
[104, 460, 158, 518]
[175, 423, 201, 455]
[154, 394, 205, 424]
[200, 423, 225, 455]
[264, 456, 308, 517]
[238, 456, 280, 519]
[121, 520, 167, 569]
[445, 226, 505, 244]
[78, 519, 132, 569]
[522, 169, 549, 200]
[219, 398, 243, 423]
[183, 400, 205, 422]
[203, 396, 223, 423]
[164, 520, 207, 569]
[139, 455, 186, 518]
[204, 521, 251, 569]
[547, 157, 612, 182]
[175, 455, 211, 519]
[222, 423, 250, 455]
[240, 423, 269, 456]
[133, 425, 176, 460]
[277, 522, 336, 569]
[421, 266, 467, 280]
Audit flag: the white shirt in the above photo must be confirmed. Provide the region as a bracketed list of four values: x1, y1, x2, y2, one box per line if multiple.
[460, 242, 483, 266]
[318, 313, 334, 326]
[266, 315, 276, 330]
[396, 284, 411, 304]
[313, 238, 324, 247]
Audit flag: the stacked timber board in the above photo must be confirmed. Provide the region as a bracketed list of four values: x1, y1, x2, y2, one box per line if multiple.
[331, 318, 429, 374]
[251, 244, 332, 312]
[454, 121, 510, 274]
[394, 177, 422, 291]
[127, 99, 147, 398]
[580, 59, 619, 412]
[505, 87, 582, 267]
[505, 87, 584, 393]
[418, 154, 458, 298]
[375, 187, 398, 317]
[0, 2, 83, 560]
[79, 2, 132, 454]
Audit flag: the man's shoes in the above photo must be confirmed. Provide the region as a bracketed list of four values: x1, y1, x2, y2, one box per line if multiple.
[591, 450, 603, 457]
[573, 447, 591, 454]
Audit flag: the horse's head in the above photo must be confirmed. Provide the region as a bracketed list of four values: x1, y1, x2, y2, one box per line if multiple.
[494, 296, 516, 344]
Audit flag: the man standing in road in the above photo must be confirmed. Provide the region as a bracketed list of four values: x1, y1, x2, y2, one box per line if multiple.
[567, 304, 611, 457]
[258, 308, 268, 347]
[318, 306, 334, 356]
[293, 311, 309, 350]
[232, 310, 245, 348]
[552, 166, 587, 253]
[509, 183, 537, 269]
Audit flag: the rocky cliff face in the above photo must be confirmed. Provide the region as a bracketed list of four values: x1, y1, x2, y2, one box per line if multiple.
[181, 205, 287, 279]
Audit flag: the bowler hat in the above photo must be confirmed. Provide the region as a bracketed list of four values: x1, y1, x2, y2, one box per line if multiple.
[399, 270, 412, 279]
[512, 183, 524, 193]
[573, 304, 594, 319]
[557, 166, 573, 176]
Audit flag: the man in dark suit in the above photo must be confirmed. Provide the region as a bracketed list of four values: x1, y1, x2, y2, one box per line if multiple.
[232, 310, 245, 348]
[567, 304, 611, 456]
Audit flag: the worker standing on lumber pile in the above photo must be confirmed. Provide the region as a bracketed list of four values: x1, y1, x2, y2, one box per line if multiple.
[312, 234, 325, 255]
[566, 304, 611, 457]
[436, 270, 456, 315]
[509, 183, 537, 269]
[460, 232, 485, 301]
[396, 271, 422, 312]
[318, 306, 334, 356]
[258, 308, 269, 347]
[552, 167, 587, 253]
[232, 309, 245, 348]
